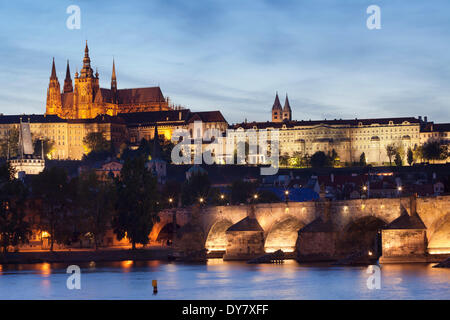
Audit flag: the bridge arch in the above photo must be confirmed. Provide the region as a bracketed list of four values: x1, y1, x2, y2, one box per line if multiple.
[204, 219, 234, 252]
[339, 215, 387, 257]
[428, 212, 450, 254]
[264, 216, 305, 253]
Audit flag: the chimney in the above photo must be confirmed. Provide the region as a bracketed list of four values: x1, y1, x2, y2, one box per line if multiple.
[424, 116, 428, 124]
[418, 116, 422, 122]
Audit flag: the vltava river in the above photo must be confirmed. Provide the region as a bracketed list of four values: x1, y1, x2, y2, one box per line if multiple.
[0, 260, 449, 299]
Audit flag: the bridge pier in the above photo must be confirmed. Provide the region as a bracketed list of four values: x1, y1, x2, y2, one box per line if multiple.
[223, 208, 265, 261]
[380, 197, 428, 263]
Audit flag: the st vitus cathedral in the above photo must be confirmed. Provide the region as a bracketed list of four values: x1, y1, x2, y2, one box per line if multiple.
[45, 42, 170, 119]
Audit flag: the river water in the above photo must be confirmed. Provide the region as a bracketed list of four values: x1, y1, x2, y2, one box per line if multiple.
[0, 260, 449, 299]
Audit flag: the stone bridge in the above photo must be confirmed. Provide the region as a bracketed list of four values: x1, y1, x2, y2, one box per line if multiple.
[151, 195, 450, 260]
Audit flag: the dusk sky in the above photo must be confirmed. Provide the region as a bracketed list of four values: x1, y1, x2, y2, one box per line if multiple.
[1, 0, 450, 124]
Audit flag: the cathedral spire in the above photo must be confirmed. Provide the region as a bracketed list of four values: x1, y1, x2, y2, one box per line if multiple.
[81, 40, 93, 78]
[283, 94, 291, 112]
[272, 92, 282, 110]
[50, 57, 57, 80]
[111, 58, 117, 89]
[111, 58, 118, 103]
[63, 60, 73, 93]
[282, 93, 292, 121]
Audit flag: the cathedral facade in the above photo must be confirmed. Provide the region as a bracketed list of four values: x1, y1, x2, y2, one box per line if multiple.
[45, 42, 170, 120]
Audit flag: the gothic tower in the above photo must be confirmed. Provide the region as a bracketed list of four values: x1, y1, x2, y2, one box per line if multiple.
[282, 94, 292, 121]
[271, 92, 283, 123]
[63, 60, 73, 93]
[45, 58, 62, 115]
[73, 41, 100, 118]
[111, 59, 118, 104]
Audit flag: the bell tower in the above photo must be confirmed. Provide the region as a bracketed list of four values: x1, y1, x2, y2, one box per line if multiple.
[45, 58, 62, 116]
[271, 92, 283, 123]
[282, 94, 292, 121]
[73, 41, 100, 118]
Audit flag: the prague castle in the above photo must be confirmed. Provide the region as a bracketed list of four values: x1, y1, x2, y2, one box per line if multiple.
[0, 43, 448, 165]
[46, 42, 170, 119]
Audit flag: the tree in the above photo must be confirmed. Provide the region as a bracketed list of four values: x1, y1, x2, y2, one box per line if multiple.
[181, 172, 211, 206]
[33, 138, 55, 160]
[279, 153, 290, 167]
[0, 127, 19, 159]
[422, 140, 447, 163]
[82, 132, 113, 161]
[230, 179, 257, 204]
[359, 152, 367, 166]
[32, 167, 73, 251]
[414, 146, 424, 163]
[0, 163, 31, 253]
[310, 151, 331, 168]
[257, 190, 280, 203]
[407, 147, 414, 166]
[385, 144, 396, 166]
[77, 170, 116, 250]
[330, 149, 339, 167]
[394, 152, 403, 167]
[113, 156, 159, 249]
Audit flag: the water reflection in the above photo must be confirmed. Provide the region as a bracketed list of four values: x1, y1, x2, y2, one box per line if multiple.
[0, 261, 448, 300]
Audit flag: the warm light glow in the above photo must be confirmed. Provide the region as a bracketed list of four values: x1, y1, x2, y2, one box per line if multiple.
[168, 198, 173, 203]
[253, 194, 258, 199]
[428, 248, 450, 254]
[199, 197, 204, 203]
[368, 251, 373, 256]
[363, 186, 367, 191]
[121, 260, 133, 269]
[220, 194, 225, 199]
[398, 186, 403, 192]
[41, 231, 50, 238]
[284, 190, 289, 195]
[40, 262, 51, 276]
[265, 247, 295, 253]
[207, 248, 226, 252]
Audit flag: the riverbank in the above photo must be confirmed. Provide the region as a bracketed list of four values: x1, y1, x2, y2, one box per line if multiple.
[0, 247, 173, 264]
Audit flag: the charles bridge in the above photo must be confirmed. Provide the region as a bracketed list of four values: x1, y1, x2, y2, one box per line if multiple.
[150, 195, 450, 262]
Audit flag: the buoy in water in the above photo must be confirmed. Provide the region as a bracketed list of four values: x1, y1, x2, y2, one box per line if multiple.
[152, 280, 158, 294]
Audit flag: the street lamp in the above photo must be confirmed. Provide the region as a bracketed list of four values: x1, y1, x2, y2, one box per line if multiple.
[284, 190, 289, 202]
[253, 194, 258, 199]
[220, 194, 225, 200]
[199, 197, 204, 204]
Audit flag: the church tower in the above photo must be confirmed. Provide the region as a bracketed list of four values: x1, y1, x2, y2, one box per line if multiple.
[63, 60, 73, 93]
[45, 58, 62, 116]
[111, 59, 118, 104]
[282, 94, 292, 121]
[73, 41, 100, 118]
[271, 92, 283, 123]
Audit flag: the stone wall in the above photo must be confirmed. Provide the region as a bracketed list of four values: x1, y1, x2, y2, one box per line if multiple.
[223, 231, 264, 260]
[296, 232, 339, 261]
[381, 229, 427, 257]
